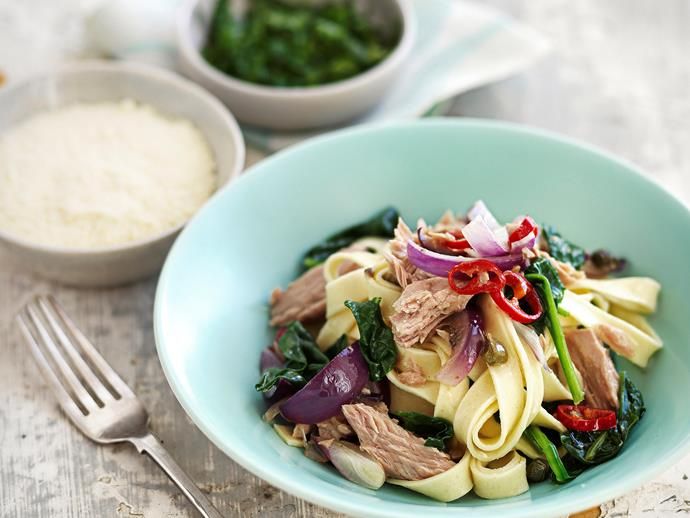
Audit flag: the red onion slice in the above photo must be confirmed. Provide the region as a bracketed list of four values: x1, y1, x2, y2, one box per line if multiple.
[508, 216, 539, 251]
[280, 343, 369, 424]
[417, 227, 465, 256]
[436, 308, 486, 385]
[511, 231, 537, 251]
[407, 239, 525, 277]
[462, 216, 510, 256]
[467, 200, 501, 229]
[319, 439, 385, 489]
[260, 347, 283, 372]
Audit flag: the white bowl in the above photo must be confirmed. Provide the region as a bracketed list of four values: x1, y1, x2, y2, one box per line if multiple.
[176, 0, 416, 130]
[0, 61, 245, 287]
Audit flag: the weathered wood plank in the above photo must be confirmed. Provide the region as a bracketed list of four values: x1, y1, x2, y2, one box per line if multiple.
[1, 1, 689, 517]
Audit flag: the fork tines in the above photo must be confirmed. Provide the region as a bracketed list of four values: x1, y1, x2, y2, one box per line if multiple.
[16, 295, 134, 418]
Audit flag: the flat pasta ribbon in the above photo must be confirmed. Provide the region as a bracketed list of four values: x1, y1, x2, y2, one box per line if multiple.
[453, 295, 544, 463]
[560, 290, 662, 367]
[317, 251, 401, 348]
[388, 448, 473, 502]
[470, 450, 529, 499]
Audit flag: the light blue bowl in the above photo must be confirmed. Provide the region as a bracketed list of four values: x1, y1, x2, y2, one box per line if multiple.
[154, 119, 690, 517]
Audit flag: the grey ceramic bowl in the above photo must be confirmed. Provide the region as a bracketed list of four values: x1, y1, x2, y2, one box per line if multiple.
[0, 61, 245, 287]
[176, 0, 416, 130]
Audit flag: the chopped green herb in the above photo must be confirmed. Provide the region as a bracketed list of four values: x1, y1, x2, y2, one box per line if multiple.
[203, 0, 400, 87]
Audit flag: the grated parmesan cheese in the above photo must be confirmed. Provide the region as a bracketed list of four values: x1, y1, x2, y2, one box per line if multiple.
[0, 99, 216, 248]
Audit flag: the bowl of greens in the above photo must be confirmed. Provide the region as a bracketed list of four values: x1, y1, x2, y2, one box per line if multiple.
[176, 0, 415, 130]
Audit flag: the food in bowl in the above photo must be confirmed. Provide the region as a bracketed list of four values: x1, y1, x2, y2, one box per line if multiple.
[202, 0, 400, 87]
[256, 201, 661, 501]
[0, 99, 216, 248]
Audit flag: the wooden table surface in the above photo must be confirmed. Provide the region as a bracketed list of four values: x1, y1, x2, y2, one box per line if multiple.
[2, 1, 689, 517]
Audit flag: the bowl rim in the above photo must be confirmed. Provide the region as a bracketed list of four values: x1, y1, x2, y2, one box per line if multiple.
[154, 118, 690, 517]
[176, 0, 417, 98]
[0, 59, 246, 256]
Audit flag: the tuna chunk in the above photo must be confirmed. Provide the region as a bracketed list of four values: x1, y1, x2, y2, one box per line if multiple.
[395, 355, 426, 386]
[565, 328, 620, 410]
[270, 265, 326, 326]
[432, 210, 466, 234]
[390, 278, 471, 348]
[593, 324, 635, 358]
[341, 403, 455, 481]
[316, 415, 353, 441]
[385, 219, 432, 288]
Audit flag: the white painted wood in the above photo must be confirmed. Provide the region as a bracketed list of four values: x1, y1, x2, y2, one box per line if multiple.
[1, 1, 689, 516]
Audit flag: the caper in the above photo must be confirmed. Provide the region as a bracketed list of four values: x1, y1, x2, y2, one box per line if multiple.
[483, 333, 508, 365]
[526, 458, 550, 482]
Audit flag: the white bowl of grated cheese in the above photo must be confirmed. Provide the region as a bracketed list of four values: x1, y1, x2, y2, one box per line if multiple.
[0, 61, 245, 287]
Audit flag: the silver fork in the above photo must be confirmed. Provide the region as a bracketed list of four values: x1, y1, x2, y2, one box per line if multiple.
[16, 295, 224, 518]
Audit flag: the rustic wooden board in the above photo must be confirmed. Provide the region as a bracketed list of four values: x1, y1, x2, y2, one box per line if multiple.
[1, 1, 689, 516]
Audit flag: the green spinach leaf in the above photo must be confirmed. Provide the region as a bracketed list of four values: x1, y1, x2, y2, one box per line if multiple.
[276, 321, 329, 371]
[302, 207, 399, 270]
[561, 429, 624, 466]
[617, 371, 645, 441]
[560, 372, 645, 468]
[526, 272, 584, 403]
[542, 225, 587, 270]
[255, 322, 328, 393]
[255, 367, 306, 393]
[393, 412, 454, 451]
[526, 257, 566, 335]
[525, 258, 565, 305]
[344, 298, 397, 381]
[203, 0, 398, 88]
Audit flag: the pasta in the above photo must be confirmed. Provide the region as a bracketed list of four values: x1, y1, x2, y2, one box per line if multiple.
[258, 202, 661, 503]
[317, 248, 400, 348]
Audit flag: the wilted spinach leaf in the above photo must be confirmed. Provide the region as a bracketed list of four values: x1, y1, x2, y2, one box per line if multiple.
[525, 258, 565, 305]
[560, 372, 645, 469]
[344, 298, 397, 381]
[617, 371, 645, 441]
[394, 412, 454, 451]
[255, 322, 329, 393]
[203, 0, 398, 88]
[255, 367, 306, 393]
[561, 429, 624, 466]
[526, 257, 566, 335]
[542, 225, 587, 270]
[277, 321, 329, 370]
[325, 334, 349, 360]
[302, 207, 399, 270]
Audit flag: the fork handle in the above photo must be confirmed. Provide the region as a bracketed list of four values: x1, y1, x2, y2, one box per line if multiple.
[130, 433, 224, 518]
